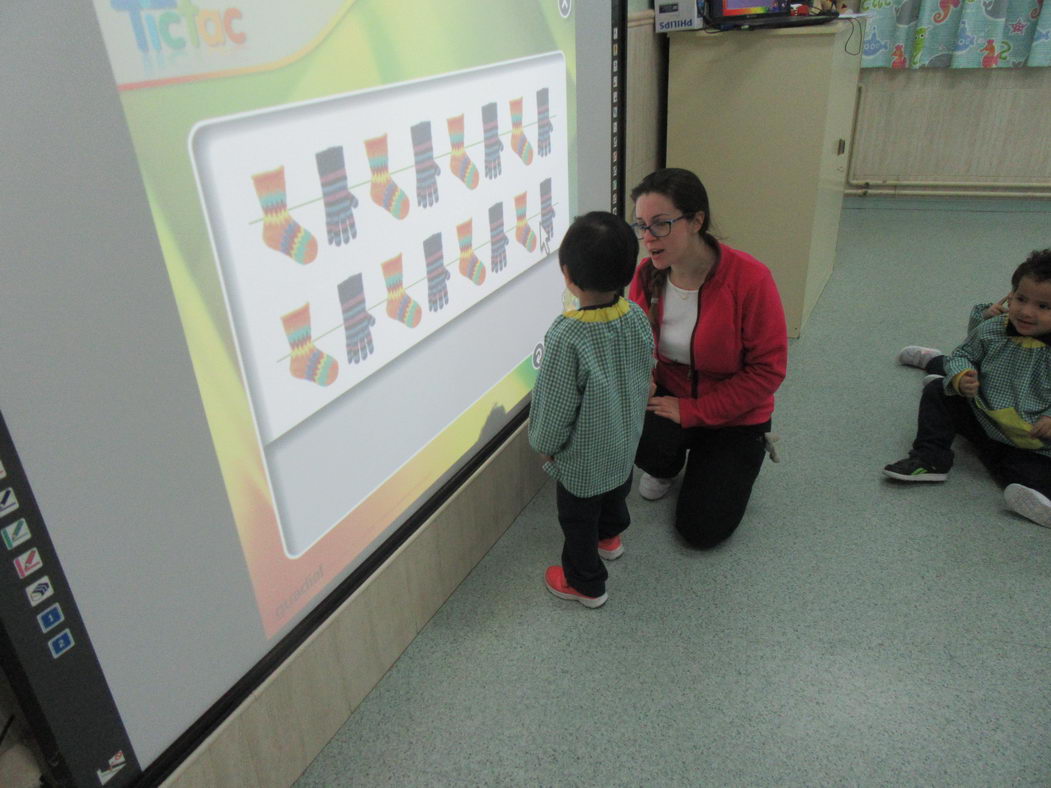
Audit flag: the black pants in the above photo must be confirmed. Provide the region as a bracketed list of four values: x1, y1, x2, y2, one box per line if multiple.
[925, 355, 947, 376]
[912, 378, 1051, 496]
[635, 397, 769, 549]
[556, 473, 633, 597]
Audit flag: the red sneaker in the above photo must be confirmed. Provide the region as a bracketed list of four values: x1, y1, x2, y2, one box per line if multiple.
[544, 566, 607, 608]
[597, 535, 624, 561]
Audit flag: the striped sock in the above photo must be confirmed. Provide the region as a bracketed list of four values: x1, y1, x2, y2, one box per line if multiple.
[514, 192, 537, 252]
[381, 254, 422, 328]
[446, 114, 480, 190]
[509, 97, 533, 165]
[364, 134, 410, 220]
[281, 303, 338, 386]
[456, 219, 486, 285]
[252, 166, 317, 264]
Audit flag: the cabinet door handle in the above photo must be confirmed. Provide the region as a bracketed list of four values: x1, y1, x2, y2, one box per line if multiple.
[836, 138, 846, 156]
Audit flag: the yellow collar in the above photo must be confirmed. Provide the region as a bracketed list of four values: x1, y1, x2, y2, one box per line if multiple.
[564, 297, 630, 323]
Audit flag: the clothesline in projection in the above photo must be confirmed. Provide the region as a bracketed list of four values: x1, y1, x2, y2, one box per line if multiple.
[248, 115, 557, 221]
[248, 108, 559, 372]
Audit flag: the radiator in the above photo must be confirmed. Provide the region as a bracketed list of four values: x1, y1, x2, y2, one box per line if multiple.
[848, 68, 1051, 197]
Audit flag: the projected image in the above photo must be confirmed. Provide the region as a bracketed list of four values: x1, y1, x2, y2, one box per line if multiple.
[192, 55, 568, 445]
[191, 54, 570, 558]
[88, 0, 596, 639]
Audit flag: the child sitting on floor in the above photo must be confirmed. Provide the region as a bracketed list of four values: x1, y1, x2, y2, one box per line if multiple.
[883, 249, 1051, 528]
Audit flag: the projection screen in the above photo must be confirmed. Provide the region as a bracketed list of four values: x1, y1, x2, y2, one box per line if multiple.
[0, 1, 620, 783]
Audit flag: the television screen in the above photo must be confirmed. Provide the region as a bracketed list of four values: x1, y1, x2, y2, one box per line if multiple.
[705, 0, 790, 23]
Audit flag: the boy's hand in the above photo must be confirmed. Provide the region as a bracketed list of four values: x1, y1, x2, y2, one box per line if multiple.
[957, 370, 980, 398]
[647, 395, 681, 424]
[982, 296, 1011, 319]
[540, 454, 554, 465]
[1030, 416, 1051, 440]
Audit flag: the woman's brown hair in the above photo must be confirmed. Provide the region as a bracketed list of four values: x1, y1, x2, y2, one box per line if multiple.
[630, 168, 718, 332]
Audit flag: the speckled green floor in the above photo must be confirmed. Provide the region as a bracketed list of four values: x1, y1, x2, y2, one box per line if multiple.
[296, 197, 1051, 786]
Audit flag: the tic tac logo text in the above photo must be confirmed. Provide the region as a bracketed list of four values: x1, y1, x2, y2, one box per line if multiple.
[111, 0, 246, 55]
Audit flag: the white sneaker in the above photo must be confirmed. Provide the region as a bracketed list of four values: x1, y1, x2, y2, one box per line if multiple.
[1004, 483, 1051, 528]
[922, 374, 945, 387]
[638, 473, 673, 501]
[896, 345, 942, 369]
[764, 432, 781, 463]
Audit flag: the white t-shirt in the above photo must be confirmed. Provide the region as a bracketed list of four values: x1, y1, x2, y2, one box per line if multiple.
[658, 280, 698, 364]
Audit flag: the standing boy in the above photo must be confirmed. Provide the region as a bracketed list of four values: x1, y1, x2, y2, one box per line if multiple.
[529, 211, 655, 608]
[883, 248, 1051, 528]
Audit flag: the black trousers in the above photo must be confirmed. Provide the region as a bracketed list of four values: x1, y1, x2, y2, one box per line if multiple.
[556, 473, 633, 597]
[912, 378, 1051, 496]
[635, 393, 769, 549]
[925, 355, 948, 376]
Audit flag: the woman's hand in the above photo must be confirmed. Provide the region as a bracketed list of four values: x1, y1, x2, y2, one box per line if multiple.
[647, 395, 681, 424]
[1030, 416, 1051, 441]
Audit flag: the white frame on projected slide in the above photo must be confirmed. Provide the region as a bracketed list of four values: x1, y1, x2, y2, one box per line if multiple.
[190, 52, 570, 557]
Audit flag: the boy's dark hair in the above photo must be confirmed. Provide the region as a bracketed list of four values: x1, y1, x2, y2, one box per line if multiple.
[559, 211, 639, 292]
[1012, 248, 1051, 289]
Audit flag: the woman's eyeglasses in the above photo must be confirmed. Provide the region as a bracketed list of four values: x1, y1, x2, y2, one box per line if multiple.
[630, 215, 687, 239]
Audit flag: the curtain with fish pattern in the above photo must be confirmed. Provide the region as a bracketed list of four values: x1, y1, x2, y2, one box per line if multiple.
[860, 0, 1051, 67]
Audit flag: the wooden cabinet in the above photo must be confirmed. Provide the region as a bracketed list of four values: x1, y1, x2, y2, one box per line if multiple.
[666, 22, 861, 337]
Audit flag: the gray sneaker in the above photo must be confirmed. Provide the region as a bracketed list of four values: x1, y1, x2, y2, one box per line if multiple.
[1004, 483, 1051, 528]
[897, 345, 942, 369]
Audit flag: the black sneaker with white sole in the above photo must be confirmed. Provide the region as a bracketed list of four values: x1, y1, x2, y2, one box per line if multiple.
[883, 455, 949, 482]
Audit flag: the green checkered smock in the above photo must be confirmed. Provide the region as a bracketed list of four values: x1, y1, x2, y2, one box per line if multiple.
[965, 302, 992, 333]
[528, 297, 655, 498]
[943, 312, 1051, 455]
